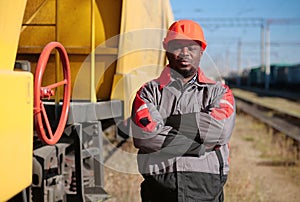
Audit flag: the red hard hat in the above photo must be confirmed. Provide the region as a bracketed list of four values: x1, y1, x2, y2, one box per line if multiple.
[163, 19, 207, 50]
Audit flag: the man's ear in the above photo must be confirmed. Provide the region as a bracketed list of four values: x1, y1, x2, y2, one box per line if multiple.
[199, 50, 204, 57]
[166, 51, 172, 60]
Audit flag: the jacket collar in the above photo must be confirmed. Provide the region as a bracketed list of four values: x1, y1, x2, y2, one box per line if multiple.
[155, 65, 215, 89]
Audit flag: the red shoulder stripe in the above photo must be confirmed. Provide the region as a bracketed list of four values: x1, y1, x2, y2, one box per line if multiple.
[133, 92, 157, 132]
[211, 85, 235, 120]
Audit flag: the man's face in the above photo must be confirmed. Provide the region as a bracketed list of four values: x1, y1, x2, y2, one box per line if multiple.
[166, 39, 203, 78]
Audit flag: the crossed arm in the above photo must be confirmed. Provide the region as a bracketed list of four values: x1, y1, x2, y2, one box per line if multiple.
[131, 84, 235, 156]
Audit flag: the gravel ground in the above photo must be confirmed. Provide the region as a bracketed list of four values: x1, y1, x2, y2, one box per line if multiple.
[225, 113, 300, 202]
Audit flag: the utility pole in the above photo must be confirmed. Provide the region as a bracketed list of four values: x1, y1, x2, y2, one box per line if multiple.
[225, 49, 230, 77]
[263, 18, 300, 91]
[260, 22, 265, 72]
[237, 39, 242, 87]
[265, 23, 270, 91]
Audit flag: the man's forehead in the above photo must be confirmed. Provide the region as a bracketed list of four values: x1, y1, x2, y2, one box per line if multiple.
[169, 39, 200, 46]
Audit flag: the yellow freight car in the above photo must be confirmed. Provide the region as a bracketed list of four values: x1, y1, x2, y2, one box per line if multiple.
[0, 0, 173, 201]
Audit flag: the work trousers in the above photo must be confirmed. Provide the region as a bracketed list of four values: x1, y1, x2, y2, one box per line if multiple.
[140, 177, 225, 202]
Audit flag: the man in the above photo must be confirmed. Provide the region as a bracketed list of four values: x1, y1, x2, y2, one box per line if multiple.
[131, 19, 235, 202]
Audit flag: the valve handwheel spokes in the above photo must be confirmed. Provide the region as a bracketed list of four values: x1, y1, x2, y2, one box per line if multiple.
[34, 42, 71, 145]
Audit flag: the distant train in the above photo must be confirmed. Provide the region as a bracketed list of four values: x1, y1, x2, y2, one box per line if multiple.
[225, 63, 300, 91]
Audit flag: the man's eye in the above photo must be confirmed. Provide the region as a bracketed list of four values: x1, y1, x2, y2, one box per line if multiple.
[188, 46, 198, 51]
[170, 46, 181, 51]
[168, 44, 199, 52]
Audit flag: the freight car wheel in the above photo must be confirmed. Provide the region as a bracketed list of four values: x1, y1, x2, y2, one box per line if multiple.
[34, 42, 71, 145]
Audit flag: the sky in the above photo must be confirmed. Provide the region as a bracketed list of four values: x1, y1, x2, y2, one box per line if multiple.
[169, 0, 300, 76]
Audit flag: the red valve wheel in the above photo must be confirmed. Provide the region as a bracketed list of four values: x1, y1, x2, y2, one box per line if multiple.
[34, 42, 71, 145]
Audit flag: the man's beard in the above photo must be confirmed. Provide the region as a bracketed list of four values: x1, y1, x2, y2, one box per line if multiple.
[175, 67, 197, 78]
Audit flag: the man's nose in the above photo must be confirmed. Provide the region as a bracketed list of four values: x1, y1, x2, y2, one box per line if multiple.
[181, 46, 189, 55]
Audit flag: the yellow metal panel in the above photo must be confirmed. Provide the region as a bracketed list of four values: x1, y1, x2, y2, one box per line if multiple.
[56, 0, 121, 101]
[19, 0, 55, 49]
[95, 0, 122, 46]
[96, 60, 118, 100]
[115, 0, 174, 75]
[70, 54, 117, 101]
[111, 0, 174, 118]
[22, 0, 55, 25]
[18, 0, 122, 100]
[19, 26, 56, 47]
[0, 0, 27, 70]
[0, 71, 33, 201]
[58, 0, 93, 47]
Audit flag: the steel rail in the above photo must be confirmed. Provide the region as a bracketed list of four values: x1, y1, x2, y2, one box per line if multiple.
[235, 96, 300, 159]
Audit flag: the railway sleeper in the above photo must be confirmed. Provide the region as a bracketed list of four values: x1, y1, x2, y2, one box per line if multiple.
[237, 100, 300, 162]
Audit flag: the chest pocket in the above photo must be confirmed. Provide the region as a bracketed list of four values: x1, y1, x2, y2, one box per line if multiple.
[159, 85, 204, 116]
[178, 94, 201, 113]
[201, 85, 225, 113]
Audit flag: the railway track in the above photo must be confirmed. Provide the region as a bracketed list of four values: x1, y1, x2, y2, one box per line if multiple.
[234, 92, 300, 159]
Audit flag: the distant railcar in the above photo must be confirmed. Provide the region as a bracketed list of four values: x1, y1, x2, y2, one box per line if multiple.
[240, 68, 251, 86]
[249, 66, 265, 87]
[287, 64, 300, 84]
[224, 63, 300, 91]
[270, 64, 300, 89]
[273, 64, 290, 86]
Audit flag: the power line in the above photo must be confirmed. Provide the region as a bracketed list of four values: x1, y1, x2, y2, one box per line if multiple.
[208, 41, 300, 46]
[266, 18, 300, 26]
[187, 17, 264, 27]
[184, 17, 300, 27]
